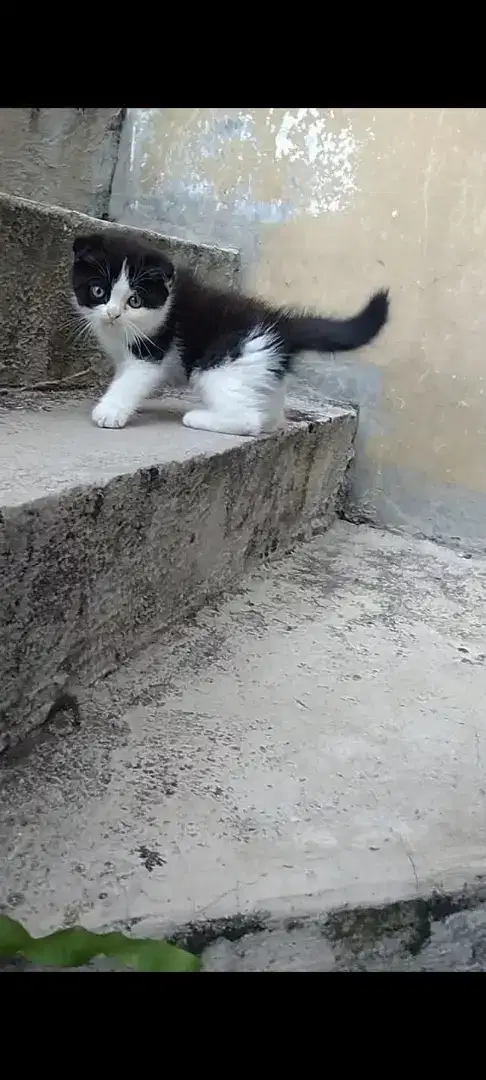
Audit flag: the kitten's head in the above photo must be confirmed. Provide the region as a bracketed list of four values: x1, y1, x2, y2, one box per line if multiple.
[71, 230, 175, 346]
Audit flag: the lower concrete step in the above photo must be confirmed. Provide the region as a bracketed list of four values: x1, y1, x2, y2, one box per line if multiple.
[1, 521, 485, 968]
[0, 394, 356, 750]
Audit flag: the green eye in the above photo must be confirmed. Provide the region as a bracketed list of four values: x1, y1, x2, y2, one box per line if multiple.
[128, 292, 142, 308]
[90, 284, 105, 300]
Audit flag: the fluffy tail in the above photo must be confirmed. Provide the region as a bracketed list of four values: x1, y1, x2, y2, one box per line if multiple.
[286, 289, 389, 354]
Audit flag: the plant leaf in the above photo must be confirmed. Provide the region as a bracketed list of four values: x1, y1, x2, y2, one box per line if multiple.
[0, 915, 31, 956]
[0, 916, 199, 972]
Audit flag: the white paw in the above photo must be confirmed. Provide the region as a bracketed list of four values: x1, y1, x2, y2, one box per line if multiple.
[92, 400, 131, 429]
[182, 409, 212, 431]
[182, 409, 264, 436]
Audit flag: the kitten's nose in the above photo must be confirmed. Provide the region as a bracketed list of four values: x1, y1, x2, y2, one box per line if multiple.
[108, 311, 121, 321]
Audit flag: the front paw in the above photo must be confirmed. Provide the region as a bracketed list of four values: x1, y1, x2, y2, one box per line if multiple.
[92, 400, 131, 429]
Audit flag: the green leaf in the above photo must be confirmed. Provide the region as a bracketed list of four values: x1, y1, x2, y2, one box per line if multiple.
[0, 915, 31, 956]
[113, 938, 200, 973]
[0, 915, 199, 972]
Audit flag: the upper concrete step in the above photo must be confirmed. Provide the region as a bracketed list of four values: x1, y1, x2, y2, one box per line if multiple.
[0, 190, 240, 390]
[1, 394, 259, 506]
[0, 395, 356, 751]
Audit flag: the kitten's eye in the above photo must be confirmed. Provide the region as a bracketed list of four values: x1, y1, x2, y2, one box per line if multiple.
[90, 284, 105, 300]
[128, 292, 142, 308]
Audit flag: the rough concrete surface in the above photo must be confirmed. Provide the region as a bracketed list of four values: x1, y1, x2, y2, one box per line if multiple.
[0, 397, 355, 748]
[1, 522, 485, 971]
[0, 108, 125, 220]
[0, 191, 240, 389]
[192, 888, 486, 970]
[198, 894, 486, 971]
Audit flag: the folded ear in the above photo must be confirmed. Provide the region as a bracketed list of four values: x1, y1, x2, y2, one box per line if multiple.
[163, 260, 175, 285]
[139, 250, 175, 289]
[145, 251, 175, 285]
[72, 234, 100, 262]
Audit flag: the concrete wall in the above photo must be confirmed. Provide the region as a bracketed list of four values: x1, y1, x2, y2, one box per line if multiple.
[111, 108, 486, 552]
[0, 108, 126, 219]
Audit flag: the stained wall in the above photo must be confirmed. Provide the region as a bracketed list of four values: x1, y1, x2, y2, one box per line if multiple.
[113, 108, 486, 549]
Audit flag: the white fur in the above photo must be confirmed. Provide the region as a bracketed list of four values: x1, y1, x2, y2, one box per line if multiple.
[183, 328, 286, 436]
[91, 359, 164, 428]
[74, 262, 177, 429]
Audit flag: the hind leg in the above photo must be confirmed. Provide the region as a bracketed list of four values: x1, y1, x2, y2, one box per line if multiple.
[182, 409, 265, 435]
[182, 330, 286, 436]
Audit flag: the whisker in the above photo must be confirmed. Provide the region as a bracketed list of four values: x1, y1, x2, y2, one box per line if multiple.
[57, 311, 86, 331]
[124, 319, 160, 353]
[69, 318, 96, 345]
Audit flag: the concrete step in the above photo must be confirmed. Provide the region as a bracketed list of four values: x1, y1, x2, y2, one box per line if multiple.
[0, 394, 356, 750]
[1, 521, 485, 970]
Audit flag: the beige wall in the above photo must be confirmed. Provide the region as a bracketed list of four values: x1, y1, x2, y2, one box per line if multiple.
[112, 109, 486, 550]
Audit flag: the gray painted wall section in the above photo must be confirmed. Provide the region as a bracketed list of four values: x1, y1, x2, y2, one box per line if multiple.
[110, 109, 261, 263]
[0, 108, 126, 219]
[293, 354, 486, 555]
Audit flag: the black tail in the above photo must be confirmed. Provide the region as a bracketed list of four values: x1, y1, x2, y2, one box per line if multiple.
[286, 289, 389, 354]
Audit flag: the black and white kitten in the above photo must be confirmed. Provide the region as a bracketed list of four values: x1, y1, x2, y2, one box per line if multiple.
[71, 230, 389, 436]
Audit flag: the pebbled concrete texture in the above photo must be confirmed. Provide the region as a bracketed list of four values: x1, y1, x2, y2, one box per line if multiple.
[162, 885, 486, 970]
[194, 888, 486, 970]
[0, 396, 355, 750]
[1, 521, 485, 971]
[0, 191, 240, 389]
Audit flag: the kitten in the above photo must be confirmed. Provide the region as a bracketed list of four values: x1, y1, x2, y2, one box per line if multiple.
[71, 230, 389, 436]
